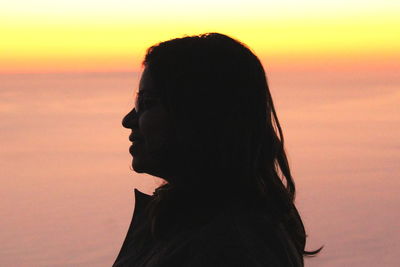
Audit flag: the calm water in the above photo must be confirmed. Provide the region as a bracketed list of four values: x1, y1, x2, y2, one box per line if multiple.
[1, 69, 399, 266]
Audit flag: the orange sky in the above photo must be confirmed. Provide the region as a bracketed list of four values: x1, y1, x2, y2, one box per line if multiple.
[1, 0, 399, 73]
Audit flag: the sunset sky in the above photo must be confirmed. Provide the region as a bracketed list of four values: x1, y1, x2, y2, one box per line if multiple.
[1, 0, 399, 73]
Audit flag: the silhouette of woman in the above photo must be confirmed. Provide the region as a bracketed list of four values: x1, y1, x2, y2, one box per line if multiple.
[115, 33, 321, 266]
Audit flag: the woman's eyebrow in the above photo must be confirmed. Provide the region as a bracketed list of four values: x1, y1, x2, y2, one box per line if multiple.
[138, 90, 160, 96]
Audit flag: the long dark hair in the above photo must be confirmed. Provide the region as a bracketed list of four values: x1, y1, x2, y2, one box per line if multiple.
[139, 33, 321, 259]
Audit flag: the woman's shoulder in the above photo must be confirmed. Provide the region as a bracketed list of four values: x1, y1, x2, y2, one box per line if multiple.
[185, 201, 303, 266]
[117, 189, 302, 266]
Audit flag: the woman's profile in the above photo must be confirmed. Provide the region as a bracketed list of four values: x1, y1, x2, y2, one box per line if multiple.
[115, 33, 321, 266]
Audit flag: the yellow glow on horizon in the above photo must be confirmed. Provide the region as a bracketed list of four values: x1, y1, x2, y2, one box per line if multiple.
[1, 0, 399, 73]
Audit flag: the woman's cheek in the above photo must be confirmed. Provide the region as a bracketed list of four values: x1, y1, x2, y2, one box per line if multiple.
[139, 108, 171, 154]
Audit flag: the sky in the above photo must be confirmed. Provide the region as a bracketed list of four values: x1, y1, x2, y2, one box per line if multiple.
[1, 0, 399, 73]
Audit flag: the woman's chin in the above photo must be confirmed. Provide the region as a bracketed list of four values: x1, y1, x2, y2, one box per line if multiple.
[133, 157, 156, 175]
[131, 158, 145, 173]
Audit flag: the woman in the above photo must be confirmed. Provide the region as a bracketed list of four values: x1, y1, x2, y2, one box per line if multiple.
[115, 33, 320, 266]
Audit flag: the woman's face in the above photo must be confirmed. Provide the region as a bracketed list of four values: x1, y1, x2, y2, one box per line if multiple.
[122, 68, 172, 178]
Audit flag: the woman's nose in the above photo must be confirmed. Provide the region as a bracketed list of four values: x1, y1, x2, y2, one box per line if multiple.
[122, 108, 138, 129]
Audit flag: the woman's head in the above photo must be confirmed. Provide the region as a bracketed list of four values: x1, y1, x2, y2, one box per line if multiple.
[124, 33, 285, 195]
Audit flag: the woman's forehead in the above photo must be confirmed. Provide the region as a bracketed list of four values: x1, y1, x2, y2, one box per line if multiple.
[138, 68, 154, 92]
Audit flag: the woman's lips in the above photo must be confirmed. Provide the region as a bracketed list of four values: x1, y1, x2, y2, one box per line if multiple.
[129, 133, 143, 142]
[129, 133, 143, 155]
[129, 139, 143, 155]
[129, 138, 143, 144]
